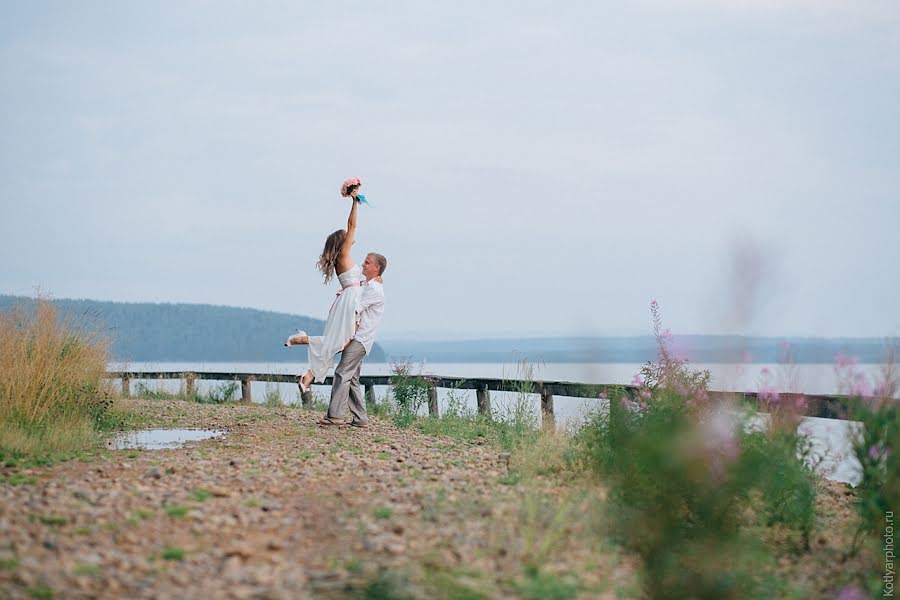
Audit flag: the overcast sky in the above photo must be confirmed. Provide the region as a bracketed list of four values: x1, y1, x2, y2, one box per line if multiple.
[2, 1, 898, 340]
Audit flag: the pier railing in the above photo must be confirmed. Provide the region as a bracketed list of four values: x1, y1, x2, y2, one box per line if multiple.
[105, 370, 872, 427]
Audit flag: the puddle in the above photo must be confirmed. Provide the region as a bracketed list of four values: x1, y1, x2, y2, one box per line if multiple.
[107, 429, 225, 450]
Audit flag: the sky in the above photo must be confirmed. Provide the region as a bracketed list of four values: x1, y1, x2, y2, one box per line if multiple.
[1, 1, 899, 340]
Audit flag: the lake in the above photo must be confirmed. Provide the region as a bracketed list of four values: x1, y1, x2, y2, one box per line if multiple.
[114, 361, 888, 485]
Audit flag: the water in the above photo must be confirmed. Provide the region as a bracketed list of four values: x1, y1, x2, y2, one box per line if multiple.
[107, 429, 225, 450]
[112, 361, 886, 485]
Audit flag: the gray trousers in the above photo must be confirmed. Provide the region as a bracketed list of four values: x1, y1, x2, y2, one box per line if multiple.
[326, 340, 368, 423]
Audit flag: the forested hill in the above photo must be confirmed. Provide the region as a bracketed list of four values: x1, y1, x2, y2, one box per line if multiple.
[0, 295, 386, 362]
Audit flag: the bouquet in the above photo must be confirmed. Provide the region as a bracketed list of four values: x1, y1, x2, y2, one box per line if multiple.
[340, 177, 370, 205]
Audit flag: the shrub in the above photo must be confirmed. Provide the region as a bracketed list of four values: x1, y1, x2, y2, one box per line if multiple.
[198, 381, 239, 404]
[840, 346, 899, 568]
[390, 360, 431, 428]
[576, 301, 816, 599]
[0, 299, 111, 455]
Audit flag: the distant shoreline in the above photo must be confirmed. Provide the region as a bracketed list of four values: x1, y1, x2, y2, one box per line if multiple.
[3, 295, 893, 365]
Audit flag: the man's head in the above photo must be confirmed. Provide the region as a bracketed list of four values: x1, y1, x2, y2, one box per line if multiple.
[362, 252, 387, 281]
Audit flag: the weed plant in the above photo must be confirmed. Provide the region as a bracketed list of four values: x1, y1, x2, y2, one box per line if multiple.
[390, 360, 431, 428]
[0, 299, 114, 455]
[576, 301, 817, 600]
[836, 344, 900, 592]
[133, 380, 238, 404]
[411, 367, 541, 452]
[263, 384, 283, 407]
[366, 392, 393, 418]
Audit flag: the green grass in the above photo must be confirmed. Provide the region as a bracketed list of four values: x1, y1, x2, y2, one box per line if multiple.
[164, 505, 189, 518]
[376, 451, 392, 460]
[26, 584, 53, 599]
[161, 547, 185, 561]
[422, 567, 487, 600]
[191, 488, 211, 502]
[373, 506, 393, 519]
[38, 515, 67, 526]
[359, 568, 414, 600]
[498, 472, 522, 486]
[72, 563, 101, 576]
[512, 569, 579, 600]
[133, 380, 239, 404]
[0, 448, 100, 470]
[345, 558, 363, 573]
[0, 472, 38, 485]
[0, 557, 18, 570]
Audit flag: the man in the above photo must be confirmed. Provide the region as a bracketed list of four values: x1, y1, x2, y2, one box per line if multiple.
[317, 252, 386, 427]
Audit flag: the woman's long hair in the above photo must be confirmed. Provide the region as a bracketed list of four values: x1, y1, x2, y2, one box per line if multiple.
[316, 229, 346, 284]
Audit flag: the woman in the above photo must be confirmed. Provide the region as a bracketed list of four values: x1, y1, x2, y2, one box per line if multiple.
[285, 186, 363, 392]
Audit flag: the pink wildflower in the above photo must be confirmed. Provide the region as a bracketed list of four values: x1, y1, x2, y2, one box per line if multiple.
[834, 353, 857, 369]
[868, 444, 890, 461]
[631, 374, 644, 386]
[598, 391, 608, 400]
[850, 373, 872, 398]
[835, 585, 867, 600]
[758, 385, 779, 406]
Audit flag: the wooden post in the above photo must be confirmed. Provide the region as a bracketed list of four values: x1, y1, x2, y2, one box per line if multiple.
[428, 384, 439, 417]
[476, 385, 491, 417]
[184, 373, 196, 398]
[240, 376, 252, 404]
[365, 383, 375, 406]
[540, 387, 555, 430]
[121, 376, 130, 398]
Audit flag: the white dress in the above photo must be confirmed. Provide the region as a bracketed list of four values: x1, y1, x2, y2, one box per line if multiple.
[307, 264, 363, 382]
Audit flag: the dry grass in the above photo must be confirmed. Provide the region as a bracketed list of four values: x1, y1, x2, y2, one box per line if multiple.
[0, 298, 110, 455]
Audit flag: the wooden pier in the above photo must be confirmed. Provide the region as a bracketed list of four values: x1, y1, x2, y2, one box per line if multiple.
[106, 370, 869, 427]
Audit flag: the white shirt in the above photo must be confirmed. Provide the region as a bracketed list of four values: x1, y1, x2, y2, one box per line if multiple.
[353, 279, 384, 355]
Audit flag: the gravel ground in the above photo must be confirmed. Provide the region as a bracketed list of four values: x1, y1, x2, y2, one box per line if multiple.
[0, 399, 631, 599]
[0, 399, 865, 599]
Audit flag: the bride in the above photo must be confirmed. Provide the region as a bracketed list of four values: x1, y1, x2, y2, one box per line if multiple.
[285, 182, 366, 393]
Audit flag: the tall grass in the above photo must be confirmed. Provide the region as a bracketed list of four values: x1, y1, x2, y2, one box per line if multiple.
[0, 299, 112, 455]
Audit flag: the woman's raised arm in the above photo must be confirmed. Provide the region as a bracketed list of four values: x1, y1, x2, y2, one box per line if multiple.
[340, 198, 358, 257]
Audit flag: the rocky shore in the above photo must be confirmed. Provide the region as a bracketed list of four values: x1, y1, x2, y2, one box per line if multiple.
[0, 398, 863, 599]
[0, 399, 622, 599]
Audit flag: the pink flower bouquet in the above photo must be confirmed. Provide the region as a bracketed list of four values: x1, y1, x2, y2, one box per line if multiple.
[340, 177, 362, 197]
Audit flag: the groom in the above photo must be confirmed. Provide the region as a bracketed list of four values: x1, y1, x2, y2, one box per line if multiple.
[317, 252, 386, 427]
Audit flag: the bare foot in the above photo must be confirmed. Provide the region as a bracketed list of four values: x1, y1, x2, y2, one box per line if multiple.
[298, 373, 313, 394]
[285, 330, 309, 347]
